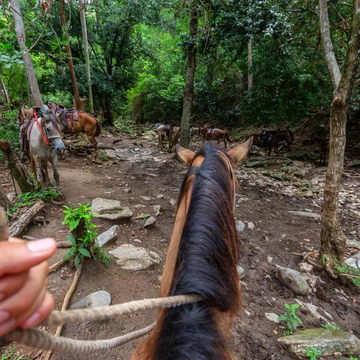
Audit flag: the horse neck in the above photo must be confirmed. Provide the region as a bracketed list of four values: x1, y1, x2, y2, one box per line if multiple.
[137, 148, 240, 360]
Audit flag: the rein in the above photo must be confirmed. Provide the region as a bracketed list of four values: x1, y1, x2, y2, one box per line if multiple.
[34, 111, 49, 146]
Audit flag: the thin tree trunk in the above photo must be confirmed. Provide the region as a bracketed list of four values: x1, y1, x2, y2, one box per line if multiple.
[103, 98, 114, 127]
[0, 185, 12, 212]
[79, 0, 94, 114]
[0, 141, 33, 193]
[0, 75, 10, 104]
[60, 0, 82, 110]
[248, 37, 253, 90]
[179, 0, 198, 148]
[319, 0, 360, 263]
[10, 0, 43, 108]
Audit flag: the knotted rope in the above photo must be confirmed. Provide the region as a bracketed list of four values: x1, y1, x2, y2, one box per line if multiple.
[6, 294, 203, 353]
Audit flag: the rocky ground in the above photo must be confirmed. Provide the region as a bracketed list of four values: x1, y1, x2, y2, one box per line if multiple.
[0, 127, 360, 360]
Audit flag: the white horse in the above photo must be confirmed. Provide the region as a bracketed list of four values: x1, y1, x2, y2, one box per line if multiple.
[29, 110, 66, 187]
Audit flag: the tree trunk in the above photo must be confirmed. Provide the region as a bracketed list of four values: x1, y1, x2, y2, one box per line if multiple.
[103, 98, 114, 126]
[79, 0, 94, 114]
[10, 0, 43, 109]
[319, 0, 360, 263]
[0, 75, 10, 104]
[0, 185, 12, 212]
[248, 37, 253, 90]
[179, 0, 198, 148]
[60, 0, 82, 110]
[0, 140, 33, 193]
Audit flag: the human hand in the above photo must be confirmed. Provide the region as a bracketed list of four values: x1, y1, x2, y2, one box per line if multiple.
[0, 237, 56, 336]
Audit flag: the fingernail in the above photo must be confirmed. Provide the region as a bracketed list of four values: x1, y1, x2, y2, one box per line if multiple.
[0, 311, 9, 323]
[0, 318, 16, 335]
[21, 313, 40, 329]
[27, 239, 55, 253]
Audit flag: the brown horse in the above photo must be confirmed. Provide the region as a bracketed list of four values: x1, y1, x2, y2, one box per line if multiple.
[17, 107, 34, 125]
[248, 129, 293, 156]
[310, 135, 330, 165]
[200, 126, 232, 148]
[131, 138, 253, 360]
[55, 108, 101, 157]
[157, 124, 180, 150]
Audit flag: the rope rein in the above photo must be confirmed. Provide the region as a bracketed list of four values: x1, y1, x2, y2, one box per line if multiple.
[5, 294, 203, 353]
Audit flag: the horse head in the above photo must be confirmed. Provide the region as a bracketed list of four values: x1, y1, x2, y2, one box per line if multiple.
[41, 110, 66, 156]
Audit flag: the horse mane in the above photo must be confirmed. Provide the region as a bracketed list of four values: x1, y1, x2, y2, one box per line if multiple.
[153, 143, 241, 360]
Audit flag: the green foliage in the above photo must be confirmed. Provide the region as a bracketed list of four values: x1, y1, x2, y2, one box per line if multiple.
[0, 109, 20, 162]
[93, 244, 111, 267]
[8, 187, 61, 215]
[350, 356, 359, 360]
[1, 342, 28, 360]
[63, 204, 109, 267]
[278, 304, 303, 332]
[335, 262, 360, 289]
[321, 323, 341, 331]
[306, 347, 322, 360]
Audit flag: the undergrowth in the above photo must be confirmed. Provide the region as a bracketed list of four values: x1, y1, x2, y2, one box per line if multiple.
[278, 303, 303, 334]
[335, 262, 360, 289]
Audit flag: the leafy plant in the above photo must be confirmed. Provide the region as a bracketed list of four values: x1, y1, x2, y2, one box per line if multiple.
[350, 356, 359, 360]
[8, 187, 61, 215]
[321, 323, 341, 330]
[1, 342, 28, 360]
[278, 304, 303, 332]
[62, 204, 109, 267]
[335, 262, 360, 289]
[306, 347, 322, 360]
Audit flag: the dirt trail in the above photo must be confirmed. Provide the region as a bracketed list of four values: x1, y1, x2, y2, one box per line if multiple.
[1, 131, 360, 360]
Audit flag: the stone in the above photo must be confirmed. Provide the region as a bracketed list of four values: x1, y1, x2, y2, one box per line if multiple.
[248, 222, 255, 230]
[141, 196, 151, 201]
[169, 198, 176, 206]
[109, 244, 161, 271]
[345, 253, 360, 270]
[348, 160, 360, 167]
[152, 205, 162, 217]
[288, 211, 321, 219]
[265, 313, 280, 324]
[277, 329, 360, 357]
[246, 157, 292, 168]
[295, 299, 332, 323]
[237, 265, 245, 280]
[96, 225, 120, 247]
[267, 256, 273, 264]
[142, 216, 156, 228]
[157, 194, 164, 199]
[299, 262, 313, 273]
[269, 172, 291, 181]
[294, 169, 306, 178]
[91, 198, 133, 220]
[71, 290, 111, 309]
[6, 192, 16, 203]
[284, 150, 311, 160]
[276, 267, 309, 295]
[302, 190, 314, 198]
[347, 239, 360, 249]
[124, 188, 132, 193]
[236, 220, 245, 232]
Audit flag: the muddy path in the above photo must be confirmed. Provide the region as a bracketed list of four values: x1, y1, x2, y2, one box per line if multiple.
[1, 131, 360, 360]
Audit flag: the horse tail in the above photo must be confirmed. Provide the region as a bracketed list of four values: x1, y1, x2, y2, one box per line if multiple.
[94, 119, 101, 137]
[225, 131, 232, 143]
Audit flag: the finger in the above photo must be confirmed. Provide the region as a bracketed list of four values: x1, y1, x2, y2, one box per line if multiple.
[0, 271, 29, 302]
[0, 261, 49, 319]
[20, 292, 54, 329]
[0, 238, 56, 276]
[17, 286, 46, 326]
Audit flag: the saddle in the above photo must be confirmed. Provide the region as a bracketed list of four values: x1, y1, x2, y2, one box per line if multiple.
[59, 110, 79, 133]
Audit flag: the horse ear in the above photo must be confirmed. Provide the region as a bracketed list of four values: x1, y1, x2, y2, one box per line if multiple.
[175, 144, 195, 165]
[228, 136, 253, 165]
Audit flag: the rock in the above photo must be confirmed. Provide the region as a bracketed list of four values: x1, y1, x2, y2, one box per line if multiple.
[248, 222, 255, 230]
[293, 161, 304, 167]
[294, 169, 306, 178]
[71, 290, 111, 309]
[265, 313, 280, 324]
[299, 262, 313, 273]
[347, 239, 360, 249]
[109, 244, 161, 271]
[302, 190, 314, 198]
[91, 198, 133, 220]
[142, 216, 156, 228]
[284, 150, 311, 160]
[152, 205, 162, 217]
[345, 253, 360, 270]
[282, 186, 295, 197]
[237, 265, 245, 280]
[96, 225, 120, 247]
[295, 299, 332, 323]
[277, 328, 360, 357]
[303, 272, 318, 291]
[124, 188, 132, 193]
[157, 194, 164, 199]
[276, 267, 309, 295]
[246, 157, 292, 168]
[269, 172, 292, 181]
[6, 192, 16, 203]
[159, 238, 167, 243]
[169, 198, 176, 206]
[267, 256, 273, 263]
[141, 196, 151, 201]
[348, 160, 360, 167]
[288, 211, 321, 219]
[236, 220, 245, 232]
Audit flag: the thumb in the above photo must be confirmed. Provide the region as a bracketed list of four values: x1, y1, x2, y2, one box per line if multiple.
[0, 238, 57, 277]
